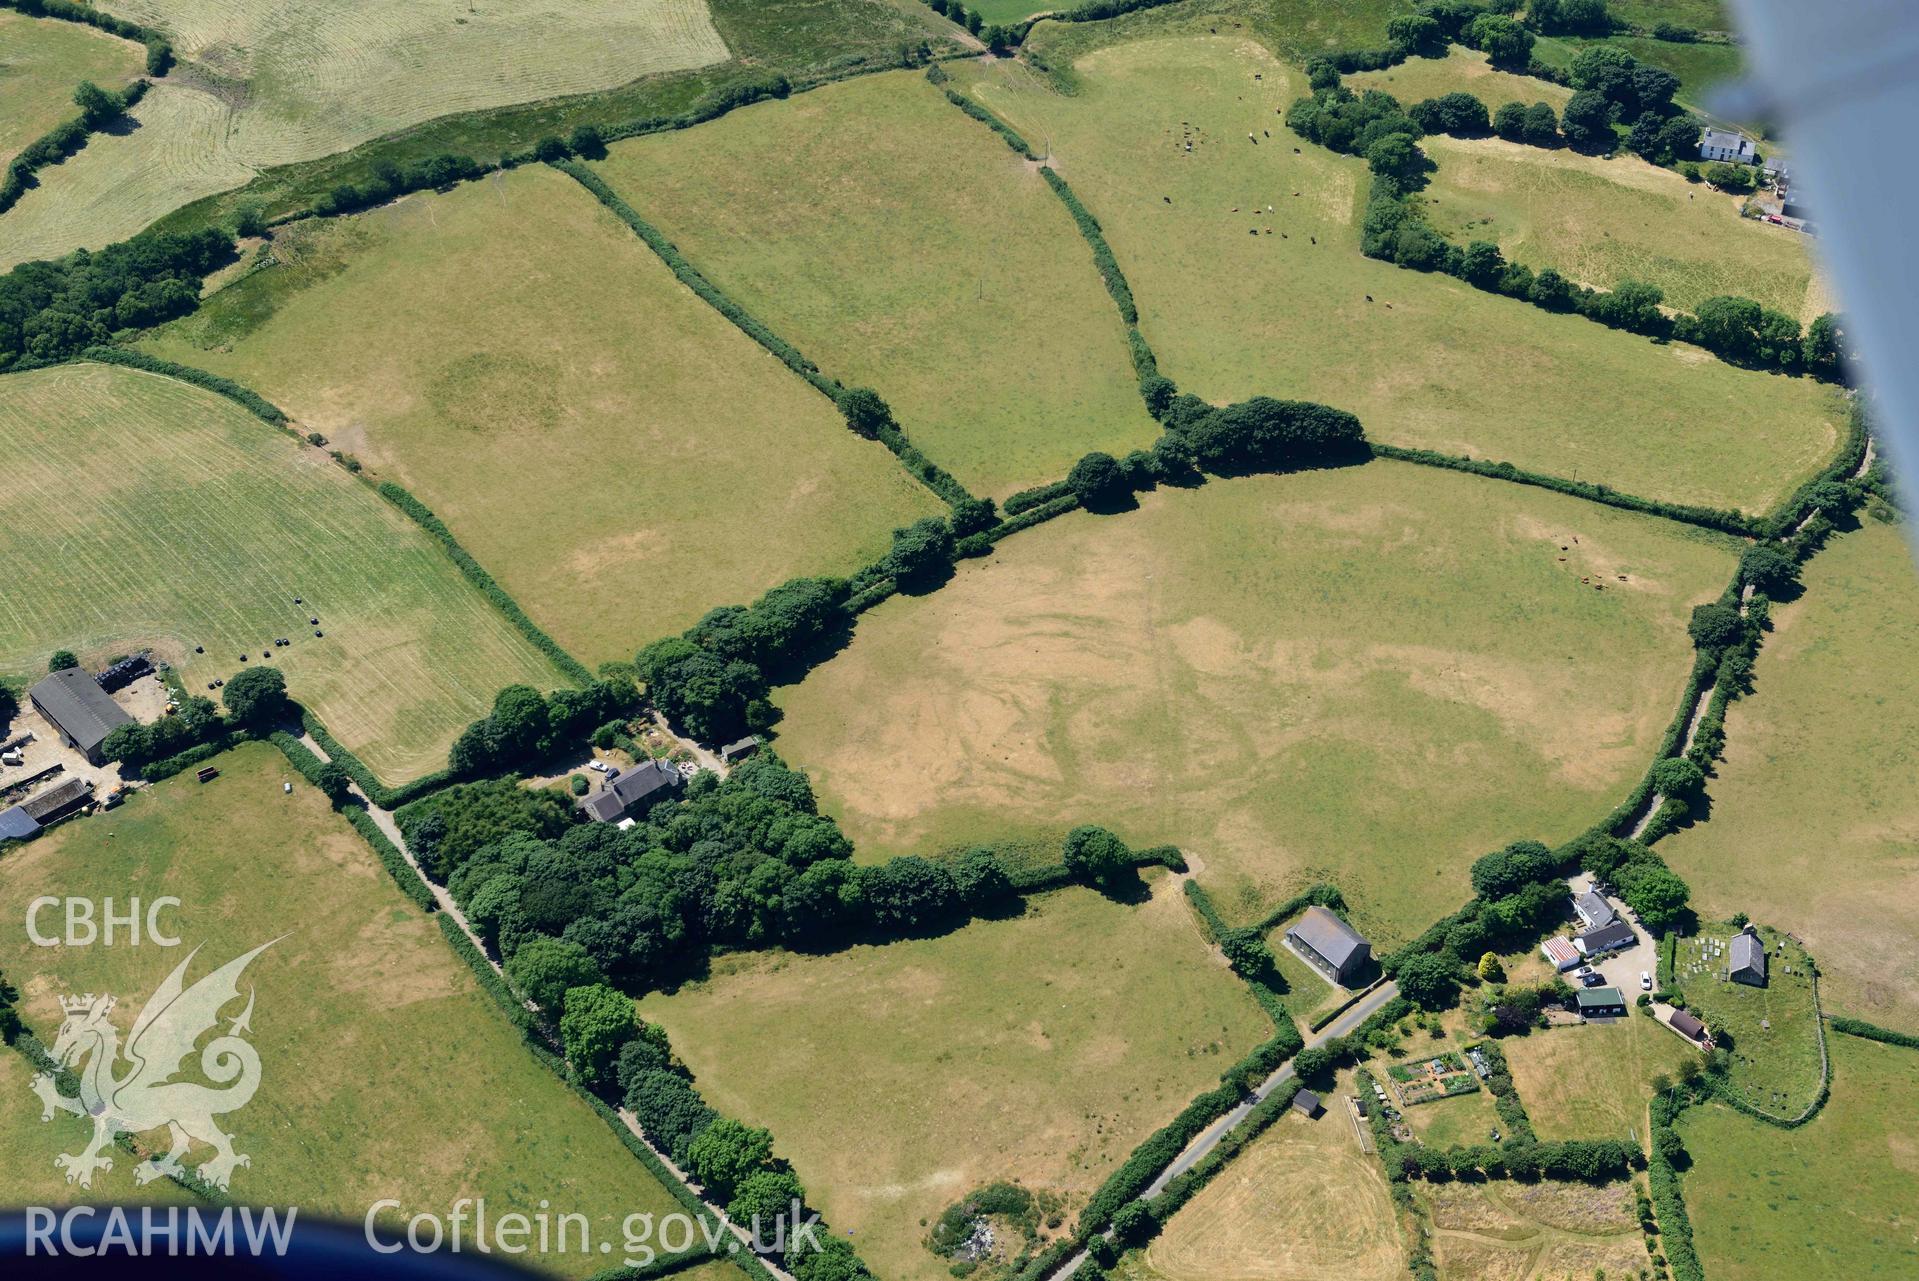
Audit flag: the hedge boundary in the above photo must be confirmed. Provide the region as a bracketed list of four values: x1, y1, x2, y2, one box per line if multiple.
[81, 346, 290, 427]
[0, 0, 171, 74]
[1831, 1015, 1919, 1050]
[299, 707, 453, 810]
[551, 159, 975, 509]
[268, 728, 439, 911]
[1, 78, 149, 216]
[374, 480, 592, 685]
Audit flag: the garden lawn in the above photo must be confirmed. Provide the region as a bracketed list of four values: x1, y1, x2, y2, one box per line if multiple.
[637, 873, 1271, 1281]
[1418, 135, 1821, 318]
[0, 362, 567, 783]
[1347, 46, 1572, 113]
[138, 164, 940, 663]
[1129, 1070, 1404, 1281]
[1669, 926, 1824, 1117]
[0, 10, 143, 170]
[1499, 1017, 1698, 1141]
[589, 69, 1161, 499]
[1677, 1034, 1919, 1281]
[1402, 1085, 1500, 1150]
[1657, 522, 1919, 1031]
[775, 462, 1739, 942]
[955, 34, 1844, 516]
[0, 744, 687, 1275]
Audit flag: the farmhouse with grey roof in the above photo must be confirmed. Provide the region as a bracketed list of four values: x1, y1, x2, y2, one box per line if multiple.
[1285, 904, 1372, 985]
[581, 758, 683, 823]
[1729, 925, 1768, 987]
[29, 669, 131, 764]
[1699, 127, 1756, 163]
[1575, 919, 1636, 957]
[1573, 891, 1616, 930]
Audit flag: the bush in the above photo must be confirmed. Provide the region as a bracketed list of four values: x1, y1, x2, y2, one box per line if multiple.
[1164, 396, 1367, 476]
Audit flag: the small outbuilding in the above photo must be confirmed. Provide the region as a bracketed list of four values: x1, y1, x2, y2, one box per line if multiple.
[1540, 936, 1583, 971]
[1669, 1009, 1709, 1043]
[580, 758, 683, 823]
[1291, 1088, 1322, 1118]
[1576, 986, 1628, 1020]
[1285, 905, 1373, 986]
[1729, 925, 1768, 987]
[719, 736, 762, 766]
[18, 776, 95, 826]
[29, 668, 132, 765]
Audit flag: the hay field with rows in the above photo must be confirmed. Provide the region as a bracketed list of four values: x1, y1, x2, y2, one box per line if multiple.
[1659, 521, 1919, 1033]
[1419, 1179, 1652, 1281]
[955, 32, 1845, 517]
[0, 362, 566, 782]
[638, 874, 1271, 1281]
[0, 744, 688, 1273]
[590, 68, 1162, 500]
[138, 164, 942, 664]
[1500, 1017, 1696, 1142]
[0, 82, 256, 271]
[0, 10, 144, 169]
[775, 463, 1739, 943]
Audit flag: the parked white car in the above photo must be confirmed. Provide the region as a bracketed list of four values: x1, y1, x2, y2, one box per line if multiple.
[1640, 971, 1654, 990]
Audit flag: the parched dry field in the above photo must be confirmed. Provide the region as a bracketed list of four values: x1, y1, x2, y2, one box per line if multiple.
[637, 874, 1271, 1281]
[0, 10, 144, 169]
[1347, 46, 1574, 113]
[1658, 521, 1919, 1032]
[776, 462, 1737, 940]
[0, 362, 567, 782]
[1135, 1081, 1404, 1281]
[1500, 1018, 1698, 1142]
[1678, 1034, 1919, 1281]
[0, 743, 688, 1274]
[955, 33, 1845, 517]
[138, 164, 941, 663]
[0, 82, 256, 270]
[107, 0, 724, 167]
[590, 68, 1162, 499]
[1423, 1179, 1650, 1281]
[1418, 135, 1822, 319]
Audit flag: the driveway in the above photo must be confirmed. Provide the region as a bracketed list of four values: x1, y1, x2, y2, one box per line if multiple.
[1566, 873, 1667, 1021]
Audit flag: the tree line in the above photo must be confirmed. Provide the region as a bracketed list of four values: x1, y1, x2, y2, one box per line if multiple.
[0, 227, 234, 369]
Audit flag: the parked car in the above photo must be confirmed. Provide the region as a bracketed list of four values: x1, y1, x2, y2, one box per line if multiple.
[1581, 970, 1607, 987]
[1640, 971, 1654, 990]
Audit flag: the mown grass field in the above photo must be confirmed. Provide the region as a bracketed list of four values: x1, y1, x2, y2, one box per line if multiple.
[1658, 522, 1919, 1032]
[956, 34, 1844, 516]
[0, 744, 688, 1274]
[138, 165, 941, 663]
[1678, 1034, 1919, 1281]
[1420, 1179, 1651, 1281]
[104, 0, 726, 167]
[590, 69, 1160, 499]
[1670, 926, 1824, 1116]
[0, 362, 566, 782]
[775, 463, 1739, 942]
[1347, 46, 1573, 113]
[0, 1049, 199, 1208]
[638, 874, 1270, 1281]
[1500, 1018, 1697, 1141]
[1417, 136, 1820, 318]
[0, 10, 143, 169]
[0, 82, 256, 271]
[1123, 1072, 1404, 1281]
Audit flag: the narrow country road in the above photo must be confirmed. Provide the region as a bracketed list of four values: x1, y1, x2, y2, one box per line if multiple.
[1045, 979, 1401, 1280]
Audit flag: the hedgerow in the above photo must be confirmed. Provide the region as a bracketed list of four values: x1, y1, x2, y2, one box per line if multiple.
[298, 707, 453, 809]
[0, 79, 147, 216]
[1003, 479, 1075, 516]
[1039, 168, 1138, 326]
[376, 481, 591, 685]
[925, 68, 1035, 158]
[81, 346, 288, 426]
[0, 0, 171, 74]
[1831, 1016, 1919, 1050]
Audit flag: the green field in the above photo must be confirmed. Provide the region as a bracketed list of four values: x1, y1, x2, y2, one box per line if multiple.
[1669, 926, 1824, 1117]
[968, 0, 1054, 21]
[1658, 522, 1919, 1033]
[0, 744, 688, 1274]
[0, 82, 258, 271]
[1501, 1017, 1698, 1141]
[1609, 0, 1731, 31]
[1533, 35, 1748, 128]
[0, 10, 143, 169]
[1677, 1034, 1919, 1281]
[1026, 0, 1411, 67]
[1420, 1179, 1651, 1281]
[774, 462, 1739, 941]
[590, 69, 1160, 499]
[1348, 45, 1573, 112]
[0, 1048, 199, 1208]
[138, 165, 941, 663]
[1417, 135, 1821, 318]
[0, 362, 566, 782]
[638, 873, 1270, 1281]
[1403, 1085, 1501, 1149]
[956, 33, 1843, 516]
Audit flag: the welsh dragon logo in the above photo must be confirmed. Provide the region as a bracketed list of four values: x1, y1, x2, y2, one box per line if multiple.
[30, 940, 276, 1190]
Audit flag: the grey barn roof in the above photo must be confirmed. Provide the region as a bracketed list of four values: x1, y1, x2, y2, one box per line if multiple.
[0, 806, 41, 841]
[582, 759, 682, 821]
[1292, 1089, 1321, 1116]
[20, 776, 92, 821]
[1730, 929, 1768, 981]
[1287, 905, 1369, 970]
[30, 669, 130, 756]
[1574, 891, 1616, 927]
[1576, 920, 1637, 954]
